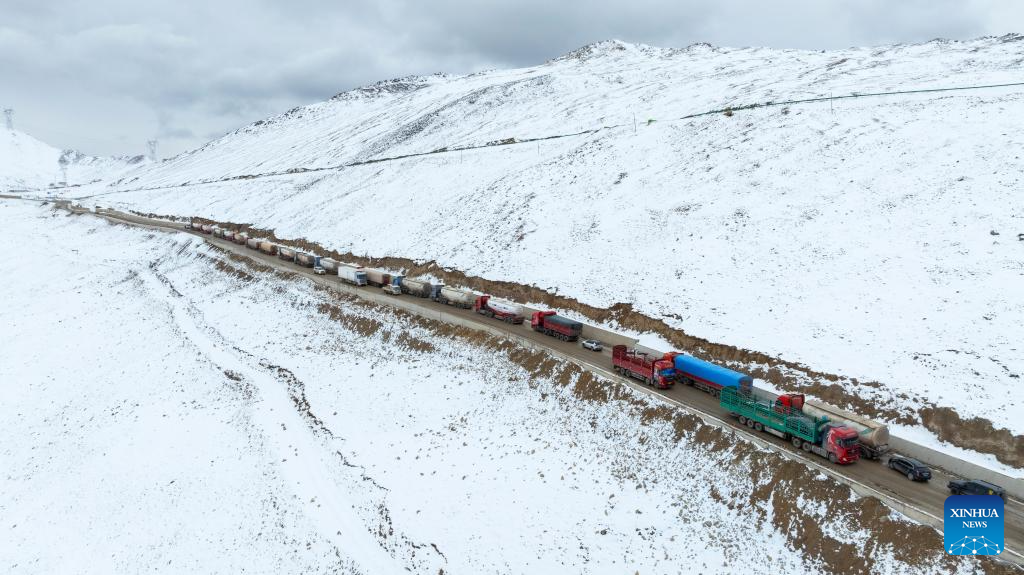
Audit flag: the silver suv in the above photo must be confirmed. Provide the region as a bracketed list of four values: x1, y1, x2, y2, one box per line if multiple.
[581, 339, 603, 352]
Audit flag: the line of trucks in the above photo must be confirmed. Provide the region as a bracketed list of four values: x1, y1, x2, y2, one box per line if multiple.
[194, 221, 888, 467]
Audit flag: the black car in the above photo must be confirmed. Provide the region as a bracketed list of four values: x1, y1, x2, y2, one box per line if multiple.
[948, 479, 1006, 500]
[887, 456, 931, 482]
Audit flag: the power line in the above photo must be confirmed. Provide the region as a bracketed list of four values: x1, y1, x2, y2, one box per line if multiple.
[78, 78, 1024, 199]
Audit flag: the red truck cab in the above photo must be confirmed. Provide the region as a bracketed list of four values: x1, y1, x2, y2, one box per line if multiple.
[824, 426, 861, 464]
[612, 345, 678, 389]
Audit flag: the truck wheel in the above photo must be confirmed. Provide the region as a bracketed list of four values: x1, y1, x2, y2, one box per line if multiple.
[754, 422, 764, 432]
[738, 416, 747, 426]
[828, 453, 838, 464]
[791, 437, 802, 449]
[801, 442, 811, 452]
[746, 419, 755, 429]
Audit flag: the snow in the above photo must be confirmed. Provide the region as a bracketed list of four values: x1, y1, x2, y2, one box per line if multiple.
[0, 128, 146, 190]
[0, 199, 970, 574]
[55, 37, 1024, 440]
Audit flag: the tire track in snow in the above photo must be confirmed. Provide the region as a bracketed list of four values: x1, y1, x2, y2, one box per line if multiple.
[134, 261, 412, 574]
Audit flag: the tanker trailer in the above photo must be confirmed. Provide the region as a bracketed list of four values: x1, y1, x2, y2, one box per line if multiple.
[278, 246, 296, 262]
[246, 238, 260, 250]
[436, 286, 476, 309]
[258, 241, 278, 256]
[400, 277, 441, 298]
[200, 224, 213, 234]
[473, 295, 524, 324]
[800, 399, 890, 459]
[672, 354, 754, 397]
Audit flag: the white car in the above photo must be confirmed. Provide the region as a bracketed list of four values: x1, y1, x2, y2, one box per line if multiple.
[581, 339, 603, 352]
[313, 266, 326, 275]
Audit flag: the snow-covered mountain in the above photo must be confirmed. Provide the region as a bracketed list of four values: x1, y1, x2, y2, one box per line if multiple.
[0, 200, 970, 574]
[76, 36, 1024, 441]
[0, 128, 147, 190]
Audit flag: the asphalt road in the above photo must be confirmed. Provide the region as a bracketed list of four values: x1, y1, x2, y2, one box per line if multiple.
[81, 207, 1024, 566]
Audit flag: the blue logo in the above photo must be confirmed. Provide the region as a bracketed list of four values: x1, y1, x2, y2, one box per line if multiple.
[945, 495, 1004, 555]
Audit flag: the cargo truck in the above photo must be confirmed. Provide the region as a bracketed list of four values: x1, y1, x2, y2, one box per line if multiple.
[400, 277, 442, 299]
[672, 354, 754, 397]
[720, 387, 861, 465]
[200, 224, 213, 234]
[278, 246, 296, 262]
[233, 233, 248, 245]
[318, 258, 339, 274]
[435, 286, 476, 309]
[364, 268, 404, 289]
[531, 311, 583, 341]
[473, 295, 524, 324]
[612, 345, 678, 389]
[246, 238, 260, 250]
[338, 264, 368, 286]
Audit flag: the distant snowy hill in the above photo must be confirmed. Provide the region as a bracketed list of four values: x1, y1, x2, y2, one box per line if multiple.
[0, 128, 147, 190]
[76, 36, 1024, 437]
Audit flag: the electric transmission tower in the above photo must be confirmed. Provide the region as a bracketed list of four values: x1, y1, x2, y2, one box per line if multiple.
[3, 109, 12, 130]
[147, 140, 158, 161]
[58, 153, 69, 186]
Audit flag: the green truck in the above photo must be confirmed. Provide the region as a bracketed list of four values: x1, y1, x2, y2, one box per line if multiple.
[720, 387, 861, 465]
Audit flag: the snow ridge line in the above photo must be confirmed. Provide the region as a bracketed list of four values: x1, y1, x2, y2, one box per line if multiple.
[69, 79, 1024, 199]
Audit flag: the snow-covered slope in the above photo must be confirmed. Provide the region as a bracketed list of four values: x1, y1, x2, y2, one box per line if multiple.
[0, 200, 979, 574]
[0, 128, 147, 190]
[77, 36, 1024, 438]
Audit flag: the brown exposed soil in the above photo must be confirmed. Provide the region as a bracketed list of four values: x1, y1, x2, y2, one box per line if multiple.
[197, 237, 1019, 575]
[922, 407, 1024, 468]
[127, 208, 1024, 468]
[633, 409, 1015, 574]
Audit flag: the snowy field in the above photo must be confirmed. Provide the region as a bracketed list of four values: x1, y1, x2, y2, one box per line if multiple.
[0, 128, 146, 190]
[0, 200, 978, 574]
[56, 37, 1024, 441]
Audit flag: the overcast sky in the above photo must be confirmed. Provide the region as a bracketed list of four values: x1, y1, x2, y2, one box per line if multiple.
[2, 0, 1020, 158]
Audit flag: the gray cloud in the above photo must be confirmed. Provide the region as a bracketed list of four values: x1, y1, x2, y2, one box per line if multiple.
[1, 0, 1020, 157]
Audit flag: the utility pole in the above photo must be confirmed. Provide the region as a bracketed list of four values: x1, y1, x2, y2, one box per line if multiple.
[633, 112, 637, 134]
[3, 109, 13, 130]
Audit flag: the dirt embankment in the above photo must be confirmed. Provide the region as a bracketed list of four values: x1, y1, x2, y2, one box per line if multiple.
[132, 209, 1024, 469]
[293, 282, 1010, 575]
